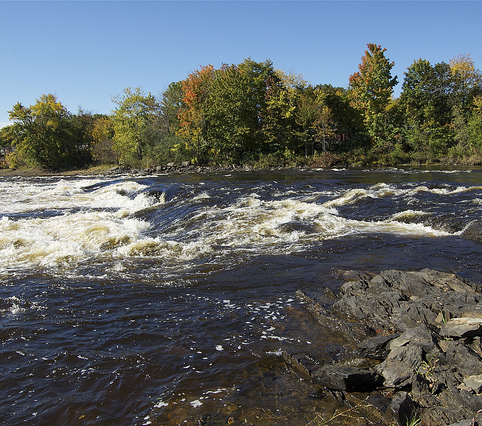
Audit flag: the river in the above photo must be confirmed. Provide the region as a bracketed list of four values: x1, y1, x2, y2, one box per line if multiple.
[1, 168, 481, 425]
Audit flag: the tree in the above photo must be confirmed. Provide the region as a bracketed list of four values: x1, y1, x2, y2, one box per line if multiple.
[204, 63, 253, 162]
[348, 43, 398, 148]
[7, 94, 89, 169]
[161, 81, 184, 135]
[177, 65, 215, 163]
[91, 116, 116, 164]
[400, 59, 457, 159]
[450, 53, 482, 109]
[111, 87, 160, 166]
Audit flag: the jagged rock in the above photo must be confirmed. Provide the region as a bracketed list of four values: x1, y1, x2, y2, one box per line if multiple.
[386, 391, 418, 426]
[311, 364, 381, 392]
[297, 269, 482, 425]
[440, 317, 482, 339]
[440, 341, 482, 376]
[357, 334, 398, 360]
[461, 374, 482, 394]
[333, 269, 481, 333]
[375, 344, 423, 388]
[281, 350, 318, 379]
[388, 325, 437, 353]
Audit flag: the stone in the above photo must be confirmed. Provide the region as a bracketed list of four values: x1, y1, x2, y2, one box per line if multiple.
[462, 375, 482, 394]
[375, 344, 423, 388]
[311, 364, 381, 392]
[440, 317, 482, 339]
[440, 341, 482, 377]
[357, 334, 398, 360]
[386, 391, 418, 426]
[462, 220, 482, 243]
[281, 350, 318, 379]
[388, 325, 437, 353]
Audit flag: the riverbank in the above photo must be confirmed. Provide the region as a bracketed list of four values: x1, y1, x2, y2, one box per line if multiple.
[2, 162, 482, 179]
[292, 269, 482, 426]
[0, 164, 118, 177]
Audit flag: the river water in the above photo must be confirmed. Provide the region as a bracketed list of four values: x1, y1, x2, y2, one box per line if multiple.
[1, 168, 481, 425]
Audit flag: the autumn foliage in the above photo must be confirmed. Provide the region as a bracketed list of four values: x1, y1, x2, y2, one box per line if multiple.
[2, 45, 482, 170]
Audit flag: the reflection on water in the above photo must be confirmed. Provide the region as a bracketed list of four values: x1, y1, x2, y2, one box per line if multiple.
[0, 168, 481, 424]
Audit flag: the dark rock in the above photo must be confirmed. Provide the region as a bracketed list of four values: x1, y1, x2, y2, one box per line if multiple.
[298, 269, 482, 425]
[462, 220, 482, 243]
[439, 341, 482, 377]
[333, 269, 481, 333]
[311, 364, 381, 392]
[375, 344, 423, 388]
[386, 391, 418, 426]
[388, 325, 437, 353]
[357, 334, 398, 360]
[281, 350, 318, 379]
[295, 289, 372, 343]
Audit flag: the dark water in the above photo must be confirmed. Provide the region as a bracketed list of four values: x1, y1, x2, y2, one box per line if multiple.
[1, 168, 481, 425]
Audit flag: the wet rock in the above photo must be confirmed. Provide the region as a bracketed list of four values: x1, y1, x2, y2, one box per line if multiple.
[297, 268, 482, 425]
[311, 364, 381, 392]
[462, 220, 482, 243]
[281, 350, 318, 379]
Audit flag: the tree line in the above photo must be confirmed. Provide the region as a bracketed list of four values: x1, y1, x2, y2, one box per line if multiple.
[1, 44, 482, 170]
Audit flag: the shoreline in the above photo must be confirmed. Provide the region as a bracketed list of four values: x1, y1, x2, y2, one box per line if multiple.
[2, 162, 482, 178]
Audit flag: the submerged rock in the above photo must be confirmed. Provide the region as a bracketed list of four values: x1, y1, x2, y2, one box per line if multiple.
[462, 220, 482, 243]
[311, 364, 381, 392]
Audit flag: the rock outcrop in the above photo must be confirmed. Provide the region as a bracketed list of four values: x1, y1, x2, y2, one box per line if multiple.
[293, 269, 482, 426]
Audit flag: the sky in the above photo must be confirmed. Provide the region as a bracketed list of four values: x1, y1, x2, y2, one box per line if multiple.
[1, 0, 481, 128]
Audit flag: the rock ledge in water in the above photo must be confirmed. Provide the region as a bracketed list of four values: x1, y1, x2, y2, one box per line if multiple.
[294, 269, 482, 426]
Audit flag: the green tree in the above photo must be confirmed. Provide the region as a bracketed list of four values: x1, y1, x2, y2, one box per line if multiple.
[204, 63, 253, 162]
[348, 43, 398, 149]
[450, 53, 482, 109]
[7, 94, 89, 169]
[400, 59, 456, 160]
[262, 69, 300, 157]
[111, 87, 161, 166]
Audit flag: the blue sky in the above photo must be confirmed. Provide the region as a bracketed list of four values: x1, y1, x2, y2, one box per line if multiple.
[1, 1, 481, 127]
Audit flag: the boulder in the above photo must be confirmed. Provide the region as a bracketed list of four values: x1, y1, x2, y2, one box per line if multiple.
[357, 334, 398, 360]
[375, 344, 423, 388]
[388, 325, 437, 353]
[311, 364, 381, 392]
[440, 317, 482, 339]
[462, 220, 482, 243]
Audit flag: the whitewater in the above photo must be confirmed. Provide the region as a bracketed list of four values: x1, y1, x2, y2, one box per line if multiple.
[0, 168, 481, 424]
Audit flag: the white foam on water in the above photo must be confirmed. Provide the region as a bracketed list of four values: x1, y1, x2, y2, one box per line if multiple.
[408, 185, 482, 196]
[0, 178, 158, 215]
[0, 178, 458, 274]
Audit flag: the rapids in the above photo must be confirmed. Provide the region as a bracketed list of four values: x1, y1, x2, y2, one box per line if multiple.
[0, 168, 481, 425]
